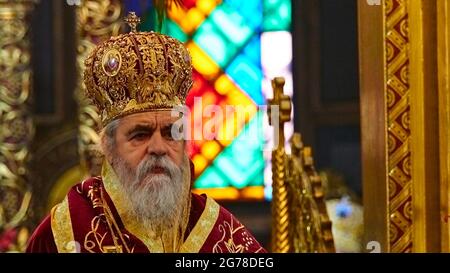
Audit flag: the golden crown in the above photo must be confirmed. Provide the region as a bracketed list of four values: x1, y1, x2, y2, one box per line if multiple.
[83, 12, 193, 125]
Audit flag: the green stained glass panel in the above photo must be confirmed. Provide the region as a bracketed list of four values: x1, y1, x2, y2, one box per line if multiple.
[194, 111, 265, 189]
[210, 4, 254, 46]
[263, 0, 292, 31]
[194, 166, 228, 188]
[193, 21, 235, 68]
[162, 18, 189, 43]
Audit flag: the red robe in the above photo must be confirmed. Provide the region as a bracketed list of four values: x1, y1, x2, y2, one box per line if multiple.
[26, 175, 266, 253]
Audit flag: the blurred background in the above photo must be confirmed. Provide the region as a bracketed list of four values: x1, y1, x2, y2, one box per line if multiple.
[0, 0, 362, 252]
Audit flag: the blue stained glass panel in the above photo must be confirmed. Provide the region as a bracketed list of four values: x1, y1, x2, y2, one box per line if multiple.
[226, 54, 263, 105]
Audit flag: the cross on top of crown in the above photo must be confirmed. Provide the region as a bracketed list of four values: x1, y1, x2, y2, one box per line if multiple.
[125, 12, 141, 33]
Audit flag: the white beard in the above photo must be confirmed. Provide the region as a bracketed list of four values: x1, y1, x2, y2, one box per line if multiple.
[111, 153, 190, 236]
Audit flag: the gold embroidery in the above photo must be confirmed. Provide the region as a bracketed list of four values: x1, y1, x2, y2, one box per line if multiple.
[82, 180, 132, 253]
[181, 196, 220, 253]
[212, 216, 258, 253]
[84, 214, 109, 253]
[83, 205, 132, 253]
[50, 197, 76, 253]
[100, 189, 132, 253]
[103, 245, 123, 253]
[86, 181, 103, 209]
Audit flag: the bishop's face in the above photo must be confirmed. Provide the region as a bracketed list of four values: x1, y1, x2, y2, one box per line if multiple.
[113, 110, 185, 171]
[104, 110, 189, 233]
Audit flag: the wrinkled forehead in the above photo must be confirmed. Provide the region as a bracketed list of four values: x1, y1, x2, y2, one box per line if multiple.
[117, 111, 181, 127]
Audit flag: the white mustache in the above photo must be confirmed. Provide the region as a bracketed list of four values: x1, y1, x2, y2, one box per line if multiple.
[135, 155, 178, 182]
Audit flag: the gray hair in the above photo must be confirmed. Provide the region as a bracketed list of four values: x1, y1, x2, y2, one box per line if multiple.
[100, 119, 120, 155]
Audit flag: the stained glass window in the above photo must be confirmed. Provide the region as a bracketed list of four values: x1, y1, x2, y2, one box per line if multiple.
[125, 0, 293, 200]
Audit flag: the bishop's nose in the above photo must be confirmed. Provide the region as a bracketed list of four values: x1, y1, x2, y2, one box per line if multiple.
[146, 129, 169, 156]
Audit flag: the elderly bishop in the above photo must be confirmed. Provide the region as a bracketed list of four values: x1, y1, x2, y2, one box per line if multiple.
[26, 12, 266, 254]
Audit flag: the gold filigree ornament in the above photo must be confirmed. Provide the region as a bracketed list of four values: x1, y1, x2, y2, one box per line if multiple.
[101, 48, 122, 77]
[83, 12, 193, 125]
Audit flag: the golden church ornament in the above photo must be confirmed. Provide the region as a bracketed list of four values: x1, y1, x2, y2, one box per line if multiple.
[124, 11, 140, 33]
[83, 12, 193, 125]
[101, 48, 122, 77]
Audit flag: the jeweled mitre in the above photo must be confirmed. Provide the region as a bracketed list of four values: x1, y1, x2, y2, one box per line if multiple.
[83, 13, 193, 125]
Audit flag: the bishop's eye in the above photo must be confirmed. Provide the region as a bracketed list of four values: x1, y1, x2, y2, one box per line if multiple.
[131, 132, 148, 141]
[161, 125, 174, 141]
[129, 129, 153, 142]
